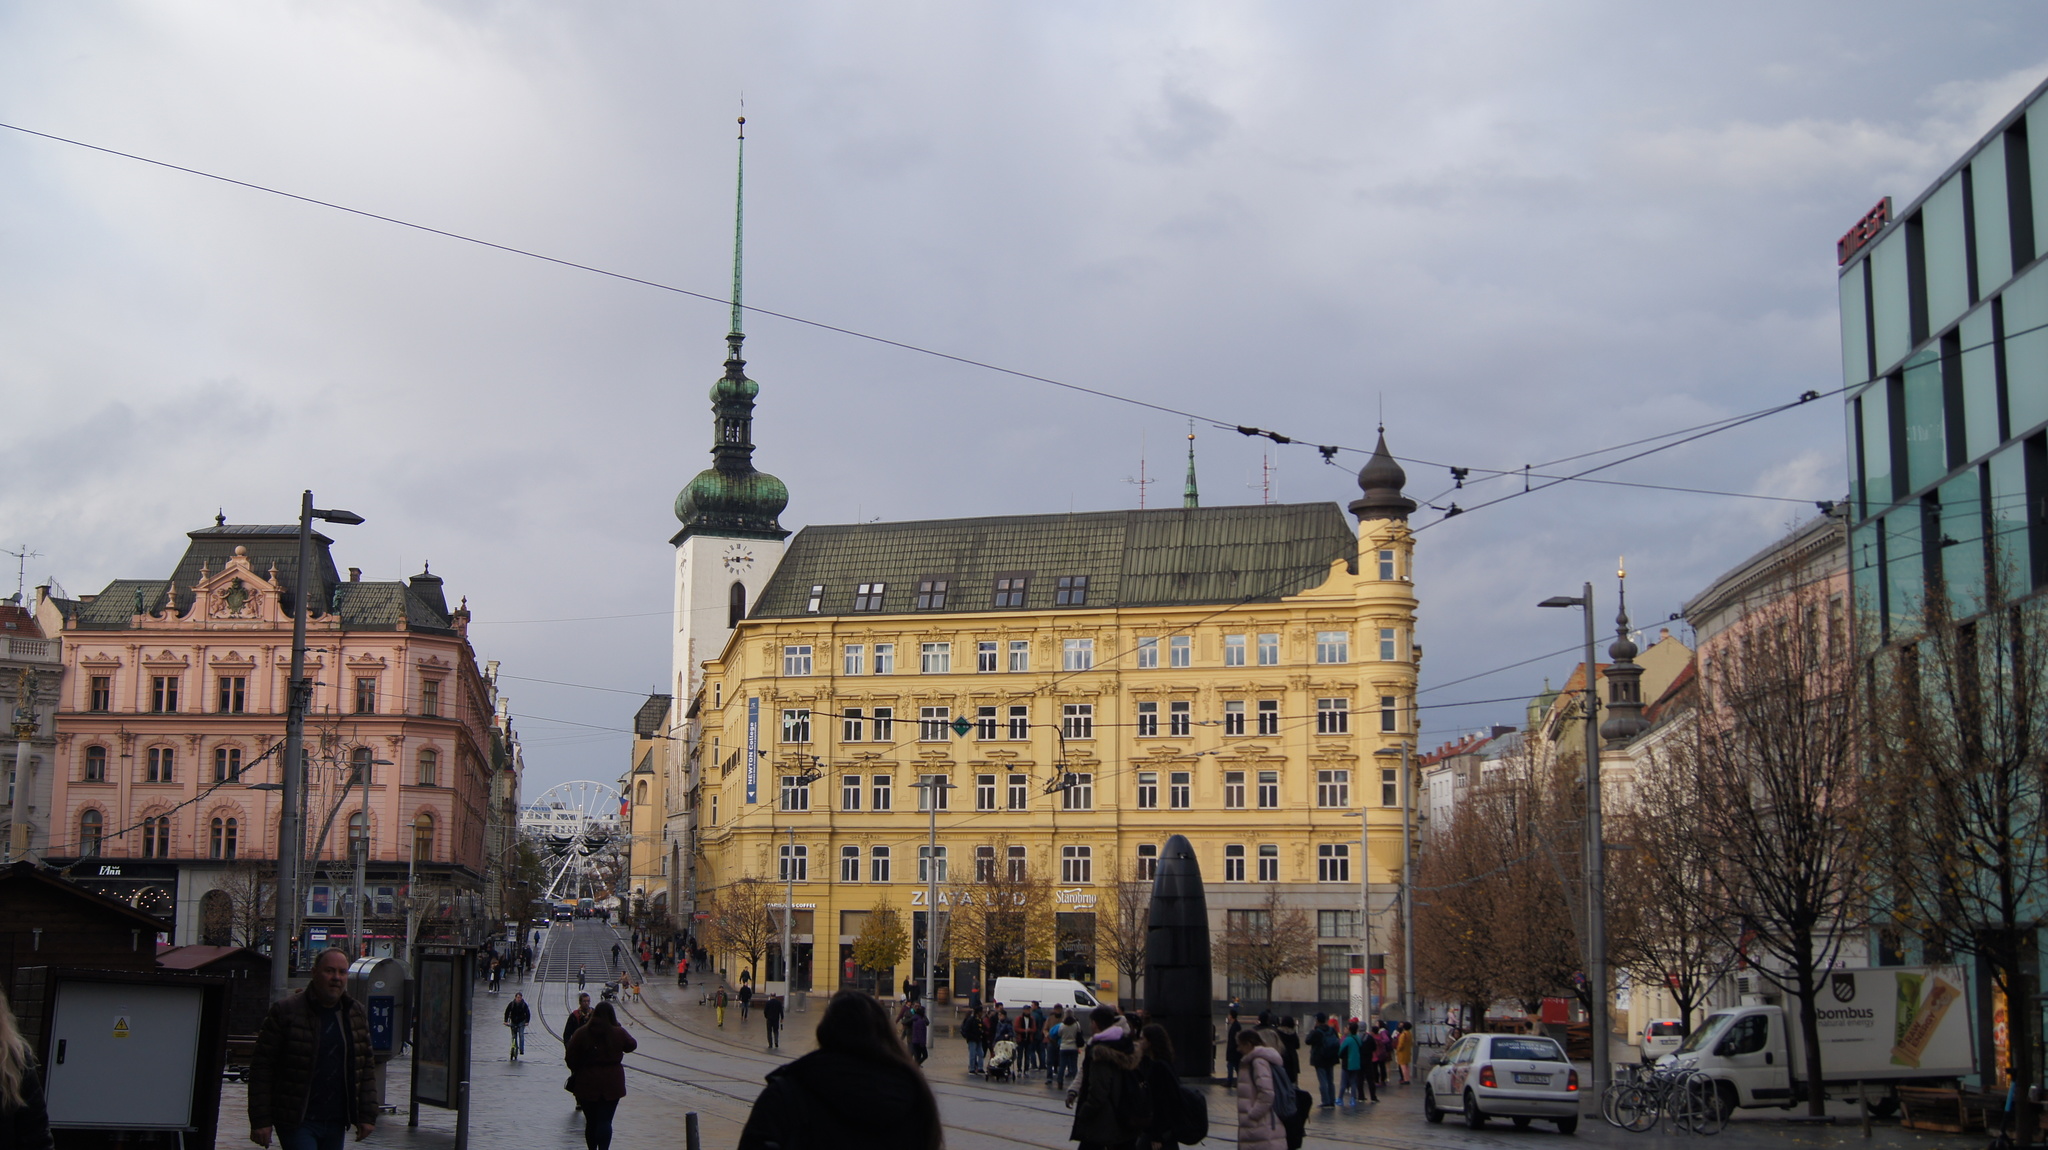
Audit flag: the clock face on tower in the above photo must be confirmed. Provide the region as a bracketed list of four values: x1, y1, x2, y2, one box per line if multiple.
[722, 544, 755, 574]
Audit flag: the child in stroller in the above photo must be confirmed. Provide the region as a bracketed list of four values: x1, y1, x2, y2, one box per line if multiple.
[983, 1038, 1020, 1082]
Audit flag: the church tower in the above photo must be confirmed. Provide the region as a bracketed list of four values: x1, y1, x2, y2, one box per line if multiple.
[671, 117, 789, 703]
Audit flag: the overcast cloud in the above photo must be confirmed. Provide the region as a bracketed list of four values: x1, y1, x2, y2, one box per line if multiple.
[3, 3, 2044, 793]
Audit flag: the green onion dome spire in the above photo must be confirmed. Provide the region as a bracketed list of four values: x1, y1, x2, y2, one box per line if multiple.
[674, 332, 789, 540]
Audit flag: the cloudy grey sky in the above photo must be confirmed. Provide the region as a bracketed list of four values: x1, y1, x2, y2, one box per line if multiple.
[3, 3, 2044, 794]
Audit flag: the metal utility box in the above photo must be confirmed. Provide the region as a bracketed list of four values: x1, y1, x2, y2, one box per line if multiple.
[348, 956, 408, 1062]
[18, 966, 229, 1147]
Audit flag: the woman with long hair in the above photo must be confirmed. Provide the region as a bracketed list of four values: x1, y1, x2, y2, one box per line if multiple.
[738, 989, 943, 1150]
[564, 1002, 638, 1150]
[1137, 1023, 1184, 1150]
[0, 987, 51, 1150]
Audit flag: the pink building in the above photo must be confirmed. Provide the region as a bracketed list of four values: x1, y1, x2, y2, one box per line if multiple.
[47, 519, 508, 953]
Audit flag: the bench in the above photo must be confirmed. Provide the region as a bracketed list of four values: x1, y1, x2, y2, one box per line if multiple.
[1897, 1086, 1981, 1133]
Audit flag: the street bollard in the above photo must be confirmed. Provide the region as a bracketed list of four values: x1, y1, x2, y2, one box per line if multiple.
[686, 1111, 701, 1150]
[455, 1080, 470, 1150]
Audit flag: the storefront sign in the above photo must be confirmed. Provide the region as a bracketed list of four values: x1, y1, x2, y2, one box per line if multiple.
[1838, 197, 1892, 265]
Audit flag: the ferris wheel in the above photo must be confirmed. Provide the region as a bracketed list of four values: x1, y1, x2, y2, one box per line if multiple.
[522, 780, 625, 901]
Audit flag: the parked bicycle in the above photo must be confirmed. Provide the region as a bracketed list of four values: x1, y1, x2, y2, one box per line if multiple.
[1603, 1058, 1726, 1135]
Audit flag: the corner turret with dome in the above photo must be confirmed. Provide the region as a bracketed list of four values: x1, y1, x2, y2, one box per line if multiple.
[1350, 428, 1418, 522]
[1599, 562, 1651, 747]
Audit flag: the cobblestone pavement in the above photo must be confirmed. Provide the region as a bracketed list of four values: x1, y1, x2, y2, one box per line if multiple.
[219, 922, 2002, 1149]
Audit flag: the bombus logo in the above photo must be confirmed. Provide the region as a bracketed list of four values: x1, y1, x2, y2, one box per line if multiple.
[1831, 973, 1857, 1003]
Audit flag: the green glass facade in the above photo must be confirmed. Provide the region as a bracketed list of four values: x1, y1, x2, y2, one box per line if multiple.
[1843, 78, 2048, 639]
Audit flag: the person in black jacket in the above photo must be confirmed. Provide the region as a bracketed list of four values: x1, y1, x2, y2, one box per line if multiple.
[504, 993, 531, 1059]
[0, 986, 50, 1150]
[737, 990, 942, 1150]
[1137, 1023, 1183, 1150]
[248, 948, 377, 1149]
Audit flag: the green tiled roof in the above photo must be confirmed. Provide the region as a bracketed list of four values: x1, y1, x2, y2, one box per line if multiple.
[752, 502, 1356, 618]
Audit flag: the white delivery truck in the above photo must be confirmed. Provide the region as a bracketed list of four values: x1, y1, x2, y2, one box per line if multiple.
[1658, 966, 1973, 1113]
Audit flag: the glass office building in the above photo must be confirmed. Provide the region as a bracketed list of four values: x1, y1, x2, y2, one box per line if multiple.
[1842, 77, 2048, 636]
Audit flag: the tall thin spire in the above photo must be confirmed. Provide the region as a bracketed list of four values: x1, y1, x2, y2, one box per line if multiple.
[730, 115, 746, 339]
[1183, 423, 1199, 508]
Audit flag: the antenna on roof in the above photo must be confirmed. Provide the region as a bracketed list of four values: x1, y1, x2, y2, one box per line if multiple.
[1123, 432, 1155, 509]
[1, 545, 41, 605]
[1246, 454, 1273, 505]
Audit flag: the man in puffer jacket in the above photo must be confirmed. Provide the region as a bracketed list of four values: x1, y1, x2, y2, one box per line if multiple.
[248, 948, 377, 1148]
[1067, 1006, 1148, 1150]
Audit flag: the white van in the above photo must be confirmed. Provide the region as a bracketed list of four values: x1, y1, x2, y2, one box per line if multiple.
[989, 977, 1101, 1011]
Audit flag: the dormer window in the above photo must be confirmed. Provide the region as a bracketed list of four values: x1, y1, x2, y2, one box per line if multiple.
[1055, 575, 1089, 606]
[915, 579, 950, 610]
[992, 574, 1029, 608]
[853, 583, 886, 611]
[806, 585, 825, 613]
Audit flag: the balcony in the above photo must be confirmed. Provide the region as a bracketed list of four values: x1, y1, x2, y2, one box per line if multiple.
[0, 635, 57, 663]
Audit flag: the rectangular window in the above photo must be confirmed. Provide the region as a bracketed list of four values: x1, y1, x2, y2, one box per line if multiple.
[1382, 767, 1399, 807]
[214, 747, 241, 783]
[1224, 700, 1245, 736]
[977, 641, 998, 673]
[1006, 844, 1027, 881]
[806, 585, 824, 613]
[1316, 631, 1350, 664]
[873, 644, 895, 674]
[976, 774, 997, 811]
[993, 574, 1029, 608]
[842, 708, 865, 742]
[420, 679, 440, 717]
[89, 676, 111, 712]
[1318, 843, 1351, 882]
[975, 706, 997, 740]
[1169, 771, 1191, 809]
[1062, 703, 1094, 739]
[872, 775, 893, 811]
[1377, 549, 1397, 580]
[1060, 845, 1092, 883]
[871, 845, 892, 882]
[1136, 843, 1158, 881]
[918, 844, 948, 883]
[147, 746, 174, 783]
[1135, 701, 1158, 737]
[354, 677, 376, 714]
[841, 774, 862, 811]
[843, 644, 865, 675]
[1224, 771, 1246, 809]
[1224, 844, 1246, 882]
[1257, 770, 1279, 808]
[975, 845, 997, 883]
[872, 707, 894, 741]
[1379, 628, 1397, 661]
[1169, 700, 1191, 737]
[1224, 634, 1246, 666]
[1007, 639, 1029, 672]
[1256, 699, 1280, 735]
[781, 708, 812, 743]
[84, 746, 106, 782]
[778, 843, 808, 882]
[151, 675, 179, 713]
[217, 676, 246, 714]
[915, 579, 949, 610]
[1169, 635, 1191, 667]
[919, 707, 952, 741]
[1319, 909, 1362, 938]
[917, 774, 950, 811]
[783, 645, 813, 676]
[1257, 632, 1280, 665]
[853, 583, 886, 611]
[841, 845, 860, 882]
[1136, 637, 1159, 668]
[1317, 769, 1350, 808]
[1007, 774, 1029, 810]
[1258, 844, 1280, 882]
[1136, 772, 1158, 809]
[1316, 698, 1350, 734]
[1055, 575, 1089, 605]
[1061, 772, 1094, 810]
[780, 775, 811, 811]
[1380, 695, 1398, 732]
[920, 642, 951, 673]
[1007, 704, 1029, 739]
[1062, 638, 1094, 671]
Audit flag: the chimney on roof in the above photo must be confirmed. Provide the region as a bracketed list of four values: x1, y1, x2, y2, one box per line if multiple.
[349, 568, 361, 583]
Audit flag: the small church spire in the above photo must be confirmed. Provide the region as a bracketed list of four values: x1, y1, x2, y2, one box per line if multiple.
[1600, 557, 1651, 747]
[1183, 424, 1199, 508]
[730, 115, 746, 340]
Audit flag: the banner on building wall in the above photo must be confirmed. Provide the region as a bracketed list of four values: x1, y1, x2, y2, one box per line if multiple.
[746, 697, 759, 804]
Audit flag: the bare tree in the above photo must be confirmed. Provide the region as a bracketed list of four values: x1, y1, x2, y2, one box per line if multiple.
[214, 862, 276, 949]
[1216, 886, 1317, 1006]
[1094, 857, 1152, 1007]
[851, 902, 911, 978]
[1869, 578, 2048, 1118]
[705, 877, 775, 983]
[1670, 577, 1866, 1116]
[945, 838, 1057, 980]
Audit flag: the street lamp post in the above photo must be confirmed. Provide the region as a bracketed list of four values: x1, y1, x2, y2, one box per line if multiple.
[271, 492, 363, 1003]
[1401, 740, 1417, 1024]
[347, 757, 392, 957]
[910, 775, 955, 1006]
[1540, 583, 1607, 1099]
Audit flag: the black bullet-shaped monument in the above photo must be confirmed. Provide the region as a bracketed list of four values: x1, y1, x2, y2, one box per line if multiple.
[1143, 833, 1213, 1080]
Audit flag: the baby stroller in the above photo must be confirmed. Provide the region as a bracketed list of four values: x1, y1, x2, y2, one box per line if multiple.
[984, 1039, 1019, 1083]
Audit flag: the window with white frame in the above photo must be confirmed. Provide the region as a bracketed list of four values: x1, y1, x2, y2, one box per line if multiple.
[1377, 549, 1397, 580]
[1316, 631, 1350, 664]
[1317, 769, 1350, 808]
[843, 644, 866, 675]
[1258, 843, 1280, 882]
[781, 708, 811, 743]
[974, 845, 997, 882]
[919, 707, 952, 740]
[873, 707, 894, 741]
[1062, 638, 1094, 671]
[853, 583, 886, 611]
[1006, 705, 1029, 739]
[873, 644, 895, 674]
[1169, 700, 1191, 737]
[1007, 774, 1029, 810]
[1006, 844, 1027, 881]
[1136, 843, 1158, 881]
[1169, 771, 1191, 809]
[1060, 845, 1092, 883]
[1136, 701, 1158, 737]
[1257, 632, 1279, 665]
[1136, 637, 1159, 668]
[841, 845, 860, 881]
[1008, 640, 1029, 672]
[975, 706, 997, 739]
[1382, 767, 1399, 806]
[841, 774, 862, 811]
[1317, 843, 1350, 882]
[1379, 627, 1398, 661]
[1135, 772, 1158, 809]
[1223, 771, 1245, 808]
[872, 775, 893, 811]
[1316, 698, 1349, 734]
[806, 585, 825, 613]
[1062, 704, 1093, 739]
[917, 774, 950, 810]
[1061, 772, 1093, 810]
[780, 775, 811, 811]
[919, 844, 948, 883]
[1224, 844, 1245, 882]
[783, 645, 813, 676]
[975, 774, 997, 811]
[842, 708, 865, 742]
[1256, 770, 1279, 808]
[920, 643, 951, 674]
[977, 641, 998, 672]
[1224, 635, 1246, 666]
[1169, 635, 1191, 667]
[778, 843, 808, 881]
[871, 845, 892, 882]
[1380, 695, 1399, 732]
[1256, 699, 1280, 735]
[1223, 700, 1245, 736]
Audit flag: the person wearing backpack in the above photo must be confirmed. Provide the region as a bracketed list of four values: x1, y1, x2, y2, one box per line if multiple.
[1235, 1030, 1287, 1150]
[1137, 1022, 1194, 1150]
[1338, 1020, 1369, 1106]
[1306, 1013, 1340, 1108]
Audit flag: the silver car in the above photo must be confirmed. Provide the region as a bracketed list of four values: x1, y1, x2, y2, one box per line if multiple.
[1424, 1033, 1581, 1133]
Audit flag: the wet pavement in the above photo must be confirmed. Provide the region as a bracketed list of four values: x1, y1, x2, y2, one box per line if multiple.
[217, 921, 2003, 1149]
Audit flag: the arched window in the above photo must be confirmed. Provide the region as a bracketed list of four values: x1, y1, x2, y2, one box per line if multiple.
[80, 809, 103, 856]
[210, 816, 239, 860]
[142, 814, 170, 859]
[417, 747, 438, 788]
[199, 888, 233, 946]
[348, 811, 367, 860]
[728, 582, 747, 628]
[351, 746, 373, 786]
[84, 746, 107, 782]
[636, 780, 648, 805]
[214, 746, 241, 783]
[412, 813, 434, 862]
